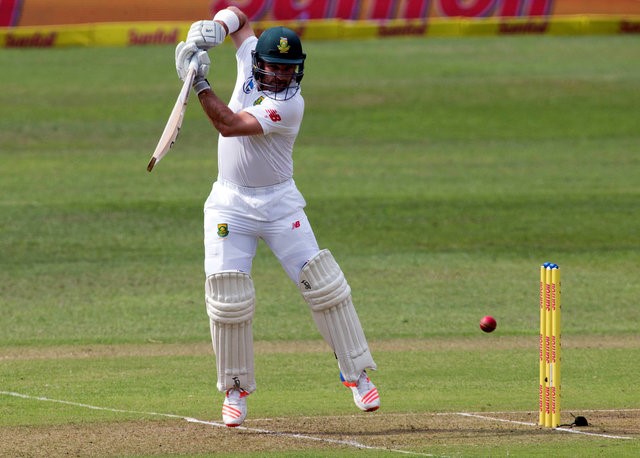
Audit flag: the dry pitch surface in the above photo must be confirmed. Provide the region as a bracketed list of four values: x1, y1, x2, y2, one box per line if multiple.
[2, 337, 638, 457]
[2, 409, 637, 457]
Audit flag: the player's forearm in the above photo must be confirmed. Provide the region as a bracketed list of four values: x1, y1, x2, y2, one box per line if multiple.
[198, 90, 262, 137]
[198, 90, 237, 137]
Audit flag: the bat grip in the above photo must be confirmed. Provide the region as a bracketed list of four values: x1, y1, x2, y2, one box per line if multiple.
[188, 55, 199, 72]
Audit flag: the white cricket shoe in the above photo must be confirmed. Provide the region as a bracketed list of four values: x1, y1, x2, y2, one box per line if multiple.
[222, 388, 249, 427]
[341, 371, 380, 412]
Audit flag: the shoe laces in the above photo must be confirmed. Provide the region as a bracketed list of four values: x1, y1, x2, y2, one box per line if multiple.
[226, 388, 249, 401]
[356, 371, 374, 396]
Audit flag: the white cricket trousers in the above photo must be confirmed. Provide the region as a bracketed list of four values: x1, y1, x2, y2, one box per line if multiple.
[204, 179, 320, 282]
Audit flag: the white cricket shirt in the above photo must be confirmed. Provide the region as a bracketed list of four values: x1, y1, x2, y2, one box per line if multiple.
[216, 36, 304, 187]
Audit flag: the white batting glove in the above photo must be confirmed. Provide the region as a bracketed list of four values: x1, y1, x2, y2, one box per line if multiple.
[191, 50, 210, 79]
[187, 20, 226, 50]
[175, 40, 198, 80]
[191, 51, 211, 95]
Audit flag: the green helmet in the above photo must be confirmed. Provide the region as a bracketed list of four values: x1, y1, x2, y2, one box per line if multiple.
[254, 26, 305, 65]
[252, 26, 306, 100]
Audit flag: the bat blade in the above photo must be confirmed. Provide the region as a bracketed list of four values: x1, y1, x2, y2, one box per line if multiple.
[147, 66, 197, 172]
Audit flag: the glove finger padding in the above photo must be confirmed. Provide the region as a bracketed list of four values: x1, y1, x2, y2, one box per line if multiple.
[187, 20, 226, 50]
[192, 50, 210, 79]
[191, 50, 212, 95]
[175, 41, 198, 80]
[175, 41, 186, 79]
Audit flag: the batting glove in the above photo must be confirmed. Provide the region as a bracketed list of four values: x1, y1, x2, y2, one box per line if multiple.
[191, 51, 211, 95]
[192, 50, 210, 79]
[187, 20, 226, 50]
[175, 40, 198, 80]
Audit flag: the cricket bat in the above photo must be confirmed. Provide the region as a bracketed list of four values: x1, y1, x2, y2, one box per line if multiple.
[147, 64, 197, 172]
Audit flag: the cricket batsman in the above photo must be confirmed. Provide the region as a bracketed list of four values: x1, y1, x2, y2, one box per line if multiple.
[174, 6, 380, 427]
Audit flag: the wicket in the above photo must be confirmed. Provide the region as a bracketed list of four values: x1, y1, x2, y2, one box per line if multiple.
[539, 262, 561, 427]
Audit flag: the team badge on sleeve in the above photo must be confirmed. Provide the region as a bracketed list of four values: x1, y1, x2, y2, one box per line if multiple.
[217, 223, 229, 238]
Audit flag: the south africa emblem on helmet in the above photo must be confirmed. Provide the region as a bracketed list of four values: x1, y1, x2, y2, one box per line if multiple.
[217, 223, 229, 238]
[277, 37, 290, 54]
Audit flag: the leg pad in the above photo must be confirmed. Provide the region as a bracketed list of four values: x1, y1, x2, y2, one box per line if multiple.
[205, 271, 256, 393]
[299, 250, 376, 382]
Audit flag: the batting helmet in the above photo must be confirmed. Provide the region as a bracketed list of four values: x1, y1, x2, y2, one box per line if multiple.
[252, 26, 306, 100]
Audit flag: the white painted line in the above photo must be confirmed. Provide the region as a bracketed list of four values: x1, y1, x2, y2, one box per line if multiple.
[0, 391, 433, 457]
[457, 412, 537, 427]
[553, 427, 635, 440]
[184, 417, 434, 455]
[1, 390, 185, 419]
[457, 412, 634, 440]
[570, 408, 640, 413]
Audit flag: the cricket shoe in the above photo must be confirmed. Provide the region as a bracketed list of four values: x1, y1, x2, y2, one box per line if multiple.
[222, 388, 250, 427]
[341, 371, 380, 412]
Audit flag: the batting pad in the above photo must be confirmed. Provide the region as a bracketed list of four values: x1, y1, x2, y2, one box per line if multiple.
[205, 271, 256, 393]
[299, 249, 377, 382]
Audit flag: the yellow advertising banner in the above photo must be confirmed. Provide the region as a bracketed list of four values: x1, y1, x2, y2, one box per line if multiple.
[2, 15, 639, 48]
[0, 22, 187, 47]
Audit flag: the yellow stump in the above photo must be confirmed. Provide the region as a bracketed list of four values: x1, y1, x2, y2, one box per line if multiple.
[551, 267, 561, 427]
[538, 265, 546, 426]
[544, 266, 552, 427]
[539, 263, 561, 427]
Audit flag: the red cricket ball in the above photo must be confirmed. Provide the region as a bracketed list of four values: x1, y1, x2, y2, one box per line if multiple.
[480, 315, 497, 333]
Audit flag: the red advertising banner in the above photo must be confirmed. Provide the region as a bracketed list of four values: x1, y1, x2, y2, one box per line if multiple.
[3, 0, 640, 27]
[1, 0, 639, 47]
[0, 0, 21, 26]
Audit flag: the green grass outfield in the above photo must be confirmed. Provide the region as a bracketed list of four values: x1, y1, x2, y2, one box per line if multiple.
[1, 35, 639, 456]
